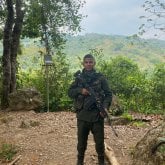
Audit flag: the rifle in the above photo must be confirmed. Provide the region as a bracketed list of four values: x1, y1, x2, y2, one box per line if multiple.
[74, 71, 118, 137]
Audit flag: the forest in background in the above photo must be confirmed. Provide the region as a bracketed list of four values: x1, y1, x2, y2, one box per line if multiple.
[64, 33, 165, 70]
[1, 33, 163, 72]
[0, 33, 164, 114]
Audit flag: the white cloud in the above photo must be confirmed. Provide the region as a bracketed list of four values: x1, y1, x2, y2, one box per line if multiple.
[80, 0, 147, 36]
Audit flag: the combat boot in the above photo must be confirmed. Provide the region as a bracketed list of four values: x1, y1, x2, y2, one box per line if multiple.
[98, 155, 105, 165]
[77, 155, 84, 165]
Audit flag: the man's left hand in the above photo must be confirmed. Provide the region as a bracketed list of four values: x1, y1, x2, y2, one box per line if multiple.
[100, 109, 108, 118]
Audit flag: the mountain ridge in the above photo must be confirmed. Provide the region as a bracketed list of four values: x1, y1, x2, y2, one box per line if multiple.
[63, 33, 165, 69]
[0, 33, 164, 70]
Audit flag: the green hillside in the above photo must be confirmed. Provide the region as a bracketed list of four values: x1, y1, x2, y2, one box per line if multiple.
[0, 33, 165, 71]
[64, 33, 165, 70]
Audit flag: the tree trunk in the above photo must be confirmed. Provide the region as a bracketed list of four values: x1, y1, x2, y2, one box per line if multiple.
[10, 0, 24, 92]
[1, 0, 14, 109]
[1, 0, 24, 108]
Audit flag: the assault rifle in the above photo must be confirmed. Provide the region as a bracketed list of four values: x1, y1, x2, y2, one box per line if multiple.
[74, 71, 118, 137]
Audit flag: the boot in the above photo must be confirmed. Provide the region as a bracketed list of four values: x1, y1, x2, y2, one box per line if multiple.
[77, 155, 84, 165]
[98, 155, 105, 165]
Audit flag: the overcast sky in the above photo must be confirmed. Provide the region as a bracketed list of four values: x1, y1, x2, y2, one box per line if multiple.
[79, 0, 165, 40]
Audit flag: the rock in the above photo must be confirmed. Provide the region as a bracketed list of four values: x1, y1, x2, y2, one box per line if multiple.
[8, 88, 43, 111]
[132, 122, 165, 165]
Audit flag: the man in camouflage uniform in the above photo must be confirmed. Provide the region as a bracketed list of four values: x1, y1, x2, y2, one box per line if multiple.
[68, 54, 112, 165]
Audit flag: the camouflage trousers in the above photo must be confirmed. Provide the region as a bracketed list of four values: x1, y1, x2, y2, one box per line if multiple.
[77, 119, 104, 156]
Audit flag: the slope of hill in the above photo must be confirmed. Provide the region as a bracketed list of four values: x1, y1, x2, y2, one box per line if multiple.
[0, 33, 165, 70]
[63, 33, 165, 69]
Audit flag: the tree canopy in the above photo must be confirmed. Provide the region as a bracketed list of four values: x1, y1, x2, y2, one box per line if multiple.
[0, 0, 85, 108]
[22, 0, 85, 51]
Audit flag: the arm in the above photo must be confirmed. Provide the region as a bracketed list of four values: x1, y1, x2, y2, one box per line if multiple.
[100, 77, 118, 136]
[101, 77, 113, 109]
[68, 79, 89, 99]
[68, 80, 82, 99]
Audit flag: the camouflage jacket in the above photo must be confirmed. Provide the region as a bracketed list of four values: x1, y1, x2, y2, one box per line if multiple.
[68, 69, 112, 122]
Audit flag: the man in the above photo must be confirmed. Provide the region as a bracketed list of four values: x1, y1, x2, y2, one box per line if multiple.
[68, 54, 112, 165]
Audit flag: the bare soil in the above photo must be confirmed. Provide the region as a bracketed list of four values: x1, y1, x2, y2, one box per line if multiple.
[0, 110, 162, 165]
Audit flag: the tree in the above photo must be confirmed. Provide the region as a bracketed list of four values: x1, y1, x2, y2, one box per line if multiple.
[101, 56, 140, 98]
[0, 0, 84, 109]
[139, 0, 165, 37]
[22, 0, 85, 50]
[1, 0, 15, 108]
[100, 56, 149, 112]
[150, 63, 165, 110]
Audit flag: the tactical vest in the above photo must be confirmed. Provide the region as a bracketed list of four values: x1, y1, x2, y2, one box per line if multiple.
[74, 70, 105, 111]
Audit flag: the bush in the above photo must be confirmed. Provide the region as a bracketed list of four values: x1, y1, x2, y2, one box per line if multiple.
[17, 51, 72, 111]
[150, 63, 165, 111]
[100, 56, 164, 114]
[16, 48, 164, 114]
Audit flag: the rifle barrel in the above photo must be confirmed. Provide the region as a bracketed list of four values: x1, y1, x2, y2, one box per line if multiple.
[106, 114, 118, 137]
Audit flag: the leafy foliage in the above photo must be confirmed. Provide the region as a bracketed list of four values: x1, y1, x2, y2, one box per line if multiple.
[22, 0, 85, 50]
[150, 63, 165, 110]
[101, 56, 140, 96]
[0, 0, 85, 108]
[17, 51, 72, 111]
[1, 34, 164, 114]
[85, 48, 164, 114]
[100, 56, 147, 111]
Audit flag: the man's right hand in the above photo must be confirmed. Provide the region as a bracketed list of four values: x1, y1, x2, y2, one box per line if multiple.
[81, 88, 89, 95]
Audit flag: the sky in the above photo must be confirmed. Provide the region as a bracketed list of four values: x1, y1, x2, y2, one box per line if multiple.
[79, 0, 165, 40]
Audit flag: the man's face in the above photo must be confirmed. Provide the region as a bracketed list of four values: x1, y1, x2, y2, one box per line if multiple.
[83, 58, 95, 71]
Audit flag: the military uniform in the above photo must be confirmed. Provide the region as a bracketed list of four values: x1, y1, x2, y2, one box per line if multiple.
[68, 69, 112, 165]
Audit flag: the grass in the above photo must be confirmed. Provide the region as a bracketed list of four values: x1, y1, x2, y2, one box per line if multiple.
[121, 112, 146, 127]
[0, 143, 17, 162]
[122, 112, 133, 121]
[132, 121, 146, 127]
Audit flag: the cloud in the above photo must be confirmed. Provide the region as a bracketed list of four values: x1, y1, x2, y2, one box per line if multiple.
[80, 0, 146, 36]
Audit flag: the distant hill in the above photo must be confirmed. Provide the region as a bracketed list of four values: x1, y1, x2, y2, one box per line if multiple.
[0, 33, 165, 71]
[63, 33, 165, 70]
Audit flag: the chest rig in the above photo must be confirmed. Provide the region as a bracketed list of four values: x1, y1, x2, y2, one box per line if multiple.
[74, 70, 105, 111]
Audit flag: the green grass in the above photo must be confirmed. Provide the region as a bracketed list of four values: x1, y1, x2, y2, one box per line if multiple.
[132, 121, 146, 127]
[122, 113, 133, 121]
[0, 143, 17, 162]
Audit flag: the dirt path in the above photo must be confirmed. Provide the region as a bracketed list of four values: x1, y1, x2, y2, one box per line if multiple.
[0, 111, 160, 165]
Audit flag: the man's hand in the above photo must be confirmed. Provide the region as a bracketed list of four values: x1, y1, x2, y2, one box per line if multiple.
[100, 108, 108, 118]
[81, 88, 90, 96]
